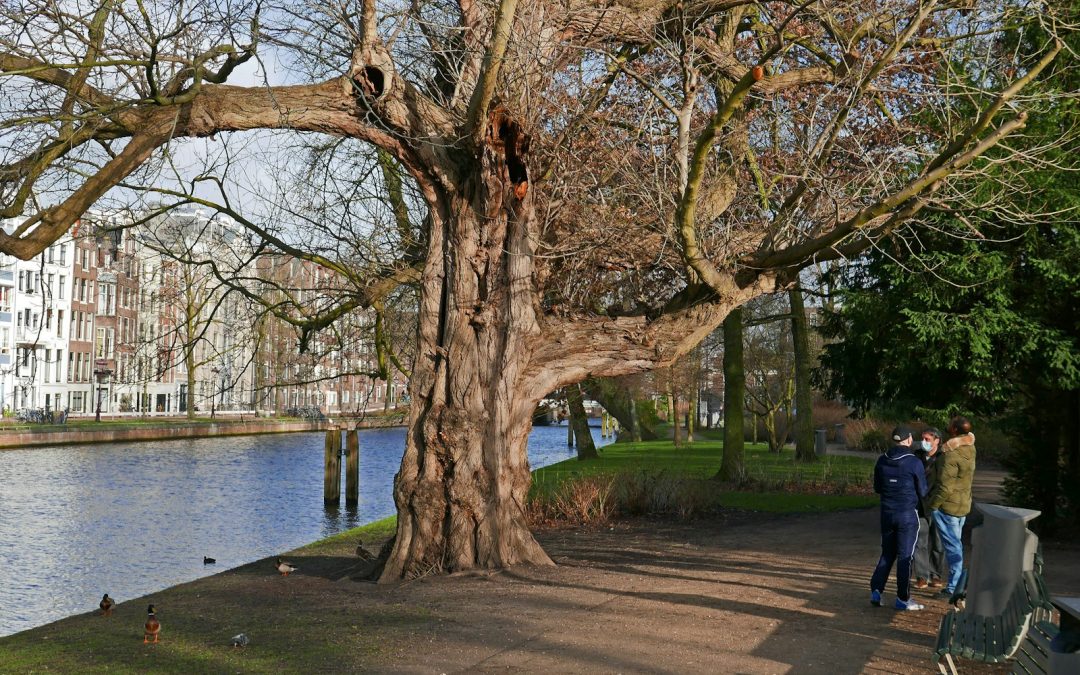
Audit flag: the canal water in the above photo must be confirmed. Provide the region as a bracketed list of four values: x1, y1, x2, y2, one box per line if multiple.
[0, 424, 611, 637]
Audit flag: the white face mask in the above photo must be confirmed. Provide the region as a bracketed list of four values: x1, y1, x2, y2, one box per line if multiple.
[920, 440, 932, 452]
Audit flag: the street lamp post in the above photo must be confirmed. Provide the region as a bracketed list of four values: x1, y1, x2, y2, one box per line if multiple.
[93, 360, 113, 423]
[210, 366, 219, 419]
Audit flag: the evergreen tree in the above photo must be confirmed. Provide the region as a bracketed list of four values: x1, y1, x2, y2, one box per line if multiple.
[816, 12, 1080, 528]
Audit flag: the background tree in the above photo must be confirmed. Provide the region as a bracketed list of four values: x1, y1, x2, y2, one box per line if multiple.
[789, 285, 815, 460]
[583, 375, 658, 441]
[0, 0, 1069, 577]
[718, 307, 745, 480]
[743, 295, 796, 453]
[817, 5, 1080, 529]
[564, 383, 597, 459]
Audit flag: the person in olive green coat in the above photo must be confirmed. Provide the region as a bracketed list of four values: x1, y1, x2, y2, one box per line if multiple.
[928, 417, 976, 595]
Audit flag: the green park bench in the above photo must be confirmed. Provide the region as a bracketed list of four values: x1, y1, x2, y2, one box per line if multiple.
[1013, 597, 1080, 675]
[1012, 617, 1060, 674]
[934, 569, 1055, 675]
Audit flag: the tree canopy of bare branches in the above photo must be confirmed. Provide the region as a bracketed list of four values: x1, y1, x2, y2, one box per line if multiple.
[1, 0, 1073, 579]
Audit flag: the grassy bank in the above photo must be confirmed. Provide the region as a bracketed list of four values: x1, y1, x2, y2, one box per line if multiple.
[529, 439, 878, 519]
[0, 441, 878, 672]
[0, 518, 398, 674]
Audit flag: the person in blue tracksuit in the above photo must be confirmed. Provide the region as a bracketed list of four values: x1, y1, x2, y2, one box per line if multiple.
[870, 425, 929, 610]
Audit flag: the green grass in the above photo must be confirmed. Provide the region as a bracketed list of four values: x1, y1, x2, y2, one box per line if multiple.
[534, 439, 873, 486]
[0, 517, 402, 674]
[298, 516, 397, 556]
[531, 439, 877, 513]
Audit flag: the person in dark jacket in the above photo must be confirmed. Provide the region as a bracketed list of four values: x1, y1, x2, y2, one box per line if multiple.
[870, 425, 928, 610]
[913, 427, 946, 588]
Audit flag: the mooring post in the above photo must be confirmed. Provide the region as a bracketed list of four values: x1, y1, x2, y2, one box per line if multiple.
[345, 427, 359, 506]
[324, 429, 341, 505]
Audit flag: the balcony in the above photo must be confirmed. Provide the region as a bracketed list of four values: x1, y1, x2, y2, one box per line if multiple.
[15, 326, 43, 344]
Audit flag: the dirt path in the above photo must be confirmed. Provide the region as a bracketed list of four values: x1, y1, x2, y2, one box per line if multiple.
[4, 507, 1077, 674]
[382, 510, 1079, 674]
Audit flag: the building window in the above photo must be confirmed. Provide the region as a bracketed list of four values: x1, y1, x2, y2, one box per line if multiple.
[95, 327, 114, 359]
[58, 275, 65, 299]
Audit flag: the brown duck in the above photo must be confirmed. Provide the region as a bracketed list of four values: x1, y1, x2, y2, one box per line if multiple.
[99, 594, 114, 617]
[143, 604, 160, 643]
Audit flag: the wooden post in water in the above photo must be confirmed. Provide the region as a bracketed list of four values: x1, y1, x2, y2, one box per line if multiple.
[324, 429, 341, 505]
[567, 418, 574, 447]
[345, 427, 359, 506]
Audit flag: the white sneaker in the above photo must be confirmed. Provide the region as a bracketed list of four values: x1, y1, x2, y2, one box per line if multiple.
[894, 597, 925, 611]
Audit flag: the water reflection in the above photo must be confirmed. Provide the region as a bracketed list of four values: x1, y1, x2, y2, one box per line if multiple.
[0, 423, 609, 636]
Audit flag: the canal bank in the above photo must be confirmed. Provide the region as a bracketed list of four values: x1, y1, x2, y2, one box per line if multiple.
[0, 414, 408, 449]
[5, 509, 1079, 673]
[0, 425, 608, 637]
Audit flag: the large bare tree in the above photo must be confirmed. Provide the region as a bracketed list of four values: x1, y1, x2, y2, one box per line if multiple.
[0, 0, 1070, 579]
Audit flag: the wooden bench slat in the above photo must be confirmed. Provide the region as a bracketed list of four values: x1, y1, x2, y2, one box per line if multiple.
[1011, 644, 1045, 675]
[974, 616, 991, 661]
[935, 610, 957, 657]
[987, 615, 1007, 662]
[960, 615, 982, 660]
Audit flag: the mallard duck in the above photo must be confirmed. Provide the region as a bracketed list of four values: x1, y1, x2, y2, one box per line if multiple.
[355, 539, 375, 561]
[143, 604, 160, 643]
[275, 557, 298, 576]
[229, 633, 249, 648]
[99, 593, 114, 616]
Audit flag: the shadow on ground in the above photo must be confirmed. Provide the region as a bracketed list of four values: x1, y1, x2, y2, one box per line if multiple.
[3, 508, 1078, 674]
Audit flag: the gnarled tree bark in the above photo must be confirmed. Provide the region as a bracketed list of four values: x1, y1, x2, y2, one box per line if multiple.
[379, 110, 554, 579]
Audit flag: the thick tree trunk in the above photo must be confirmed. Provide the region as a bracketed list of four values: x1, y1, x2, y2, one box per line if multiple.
[718, 307, 745, 480]
[566, 384, 597, 460]
[379, 125, 553, 580]
[789, 286, 816, 461]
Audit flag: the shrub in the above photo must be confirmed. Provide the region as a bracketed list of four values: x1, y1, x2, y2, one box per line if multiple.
[843, 417, 893, 451]
[812, 400, 852, 441]
[635, 399, 660, 432]
[526, 474, 616, 527]
[859, 428, 890, 453]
